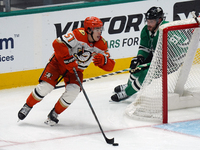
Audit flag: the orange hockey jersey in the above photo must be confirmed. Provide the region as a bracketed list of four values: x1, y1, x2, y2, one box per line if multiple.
[52, 27, 115, 72]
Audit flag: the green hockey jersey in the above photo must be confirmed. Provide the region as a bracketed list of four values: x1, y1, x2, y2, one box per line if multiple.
[137, 20, 169, 62]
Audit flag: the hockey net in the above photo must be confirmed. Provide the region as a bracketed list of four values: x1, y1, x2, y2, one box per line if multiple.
[125, 17, 200, 123]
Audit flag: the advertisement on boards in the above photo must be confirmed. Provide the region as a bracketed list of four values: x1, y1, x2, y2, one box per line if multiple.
[0, 0, 199, 74]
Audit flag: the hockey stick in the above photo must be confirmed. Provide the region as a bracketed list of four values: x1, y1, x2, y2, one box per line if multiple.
[55, 62, 151, 89]
[55, 70, 68, 86]
[73, 67, 118, 146]
[55, 68, 130, 89]
[125, 62, 151, 73]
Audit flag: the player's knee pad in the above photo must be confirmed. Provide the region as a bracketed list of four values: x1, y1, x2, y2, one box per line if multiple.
[59, 84, 80, 107]
[33, 81, 54, 100]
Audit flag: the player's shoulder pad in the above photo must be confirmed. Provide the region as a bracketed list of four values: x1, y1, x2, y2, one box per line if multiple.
[94, 37, 108, 51]
[73, 28, 88, 43]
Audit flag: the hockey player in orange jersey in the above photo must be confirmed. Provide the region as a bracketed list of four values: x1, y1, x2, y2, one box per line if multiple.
[18, 16, 115, 126]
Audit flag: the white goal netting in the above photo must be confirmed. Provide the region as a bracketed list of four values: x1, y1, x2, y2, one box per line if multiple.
[125, 17, 200, 122]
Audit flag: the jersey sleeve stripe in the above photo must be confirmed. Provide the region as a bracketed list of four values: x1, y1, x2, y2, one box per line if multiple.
[60, 35, 72, 49]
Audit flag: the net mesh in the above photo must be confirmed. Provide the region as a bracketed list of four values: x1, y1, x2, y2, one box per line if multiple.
[125, 18, 200, 122]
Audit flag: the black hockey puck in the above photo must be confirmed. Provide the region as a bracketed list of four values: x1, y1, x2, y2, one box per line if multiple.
[113, 143, 119, 146]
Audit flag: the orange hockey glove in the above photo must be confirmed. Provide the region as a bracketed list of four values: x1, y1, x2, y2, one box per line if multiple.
[64, 56, 78, 73]
[92, 53, 107, 67]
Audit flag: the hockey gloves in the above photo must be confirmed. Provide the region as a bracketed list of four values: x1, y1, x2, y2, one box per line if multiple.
[129, 56, 144, 73]
[130, 55, 144, 69]
[64, 56, 78, 73]
[92, 53, 107, 67]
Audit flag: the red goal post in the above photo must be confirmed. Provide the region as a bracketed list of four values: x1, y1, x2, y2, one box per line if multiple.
[162, 20, 200, 123]
[125, 17, 200, 123]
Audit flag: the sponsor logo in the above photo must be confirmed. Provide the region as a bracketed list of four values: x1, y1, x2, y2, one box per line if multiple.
[55, 14, 143, 37]
[0, 37, 14, 50]
[54, 14, 143, 49]
[0, 37, 15, 62]
[0, 55, 14, 62]
[173, 1, 200, 21]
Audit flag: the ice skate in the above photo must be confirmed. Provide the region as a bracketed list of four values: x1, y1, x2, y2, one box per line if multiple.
[44, 108, 59, 126]
[18, 103, 32, 120]
[111, 91, 129, 102]
[114, 84, 128, 93]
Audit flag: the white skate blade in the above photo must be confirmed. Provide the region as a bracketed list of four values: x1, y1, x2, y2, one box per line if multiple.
[44, 118, 57, 126]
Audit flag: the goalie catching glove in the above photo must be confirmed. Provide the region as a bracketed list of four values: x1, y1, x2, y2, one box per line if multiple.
[64, 56, 78, 73]
[92, 53, 107, 67]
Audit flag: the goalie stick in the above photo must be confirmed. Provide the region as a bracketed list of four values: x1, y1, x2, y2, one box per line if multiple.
[73, 67, 118, 146]
[55, 62, 151, 89]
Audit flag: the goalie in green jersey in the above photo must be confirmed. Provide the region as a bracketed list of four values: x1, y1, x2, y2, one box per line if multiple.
[111, 6, 169, 102]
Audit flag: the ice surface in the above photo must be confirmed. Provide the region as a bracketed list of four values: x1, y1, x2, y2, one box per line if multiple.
[1, 73, 200, 150]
